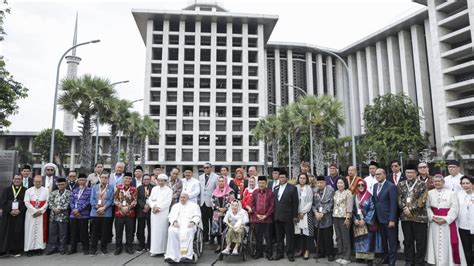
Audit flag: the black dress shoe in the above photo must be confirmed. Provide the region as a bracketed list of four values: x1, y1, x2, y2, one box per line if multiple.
[66, 250, 76, 255]
[101, 248, 108, 254]
[288, 256, 295, 262]
[114, 248, 122, 255]
[328, 255, 336, 262]
[266, 255, 273, 261]
[125, 247, 134, 254]
[273, 254, 283, 260]
[26, 252, 34, 257]
[253, 253, 263, 259]
[45, 250, 55, 255]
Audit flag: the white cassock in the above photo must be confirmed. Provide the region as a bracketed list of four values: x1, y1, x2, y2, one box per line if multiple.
[24, 186, 49, 251]
[165, 201, 201, 262]
[147, 184, 172, 254]
[426, 188, 466, 266]
[181, 178, 200, 204]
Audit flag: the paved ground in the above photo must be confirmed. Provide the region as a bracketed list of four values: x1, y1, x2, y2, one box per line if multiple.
[0, 246, 408, 266]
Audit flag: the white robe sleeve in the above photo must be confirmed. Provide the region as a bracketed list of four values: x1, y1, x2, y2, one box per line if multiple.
[147, 187, 158, 208]
[168, 204, 179, 224]
[190, 203, 201, 225]
[446, 192, 459, 224]
[158, 187, 173, 210]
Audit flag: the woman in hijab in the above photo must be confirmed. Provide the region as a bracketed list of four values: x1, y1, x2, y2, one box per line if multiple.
[222, 199, 249, 255]
[211, 176, 235, 252]
[232, 168, 247, 200]
[242, 176, 256, 212]
[353, 179, 382, 264]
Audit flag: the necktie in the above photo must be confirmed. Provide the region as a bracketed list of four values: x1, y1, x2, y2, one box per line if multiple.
[205, 175, 209, 186]
[377, 183, 383, 195]
[393, 174, 397, 185]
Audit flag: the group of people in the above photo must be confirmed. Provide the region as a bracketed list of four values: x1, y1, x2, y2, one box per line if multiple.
[0, 159, 473, 266]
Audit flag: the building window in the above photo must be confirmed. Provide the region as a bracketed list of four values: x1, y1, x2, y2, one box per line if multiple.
[199, 106, 210, 117]
[248, 37, 258, 48]
[216, 65, 226, 76]
[216, 92, 226, 103]
[169, 34, 179, 45]
[150, 106, 160, 116]
[232, 23, 242, 34]
[182, 135, 193, 146]
[201, 49, 211, 61]
[169, 20, 180, 32]
[232, 107, 242, 118]
[217, 22, 226, 33]
[201, 36, 211, 46]
[151, 63, 162, 74]
[183, 106, 193, 117]
[248, 24, 257, 35]
[249, 79, 258, 90]
[148, 149, 159, 161]
[199, 149, 210, 161]
[153, 34, 163, 44]
[232, 79, 242, 90]
[185, 35, 195, 45]
[216, 120, 226, 131]
[216, 106, 226, 117]
[168, 48, 179, 60]
[249, 121, 257, 130]
[153, 19, 163, 31]
[201, 20, 211, 33]
[166, 120, 176, 131]
[249, 66, 258, 76]
[217, 50, 226, 62]
[199, 120, 210, 131]
[151, 77, 161, 87]
[185, 20, 195, 32]
[200, 78, 211, 88]
[249, 107, 259, 118]
[183, 91, 194, 102]
[232, 149, 243, 161]
[215, 149, 226, 161]
[232, 65, 242, 76]
[167, 78, 178, 88]
[215, 79, 226, 90]
[150, 91, 161, 102]
[232, 50, 242, 62]
[232, 93, 242, 103]
[183, 120, 193, 131]
[249, 93, 258, 104]
[166, 135, 176, 145]
[232, 135, 242, 146]
[232, 121, 243, 131]
[199, 135, 210, 145]
[199, 92, 210, 102]
[249, 149, 259, 161]
[167, 91, 177, 102]
[249, 135, 257, 146]
[249, 51, 258, 63]
[184, 78, 194, 89]
[166, 106, 177, 116]
[152, 48, 162, 60]
[216, 135, 226, 146]
[182, 149, 193, 161]
[217, 37, 226, 46]
[184, 49, 194, 61]
[232, 37, 242, 47]
[200, 66, 211, 76]
[184, 64, 194, 75]
[165, 149, 176, 161]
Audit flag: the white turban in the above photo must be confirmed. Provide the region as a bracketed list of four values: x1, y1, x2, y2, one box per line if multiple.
[157, 174, 168, 181]
[42, 163, 58, 175]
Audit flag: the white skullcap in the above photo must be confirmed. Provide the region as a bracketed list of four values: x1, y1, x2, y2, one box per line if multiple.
[157, 174, 168, 181]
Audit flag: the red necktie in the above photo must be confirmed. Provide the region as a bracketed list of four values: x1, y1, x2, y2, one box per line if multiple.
[393, 174, 397, 185]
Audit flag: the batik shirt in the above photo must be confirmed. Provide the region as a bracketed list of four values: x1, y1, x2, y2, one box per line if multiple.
[48, 189, 71, 222]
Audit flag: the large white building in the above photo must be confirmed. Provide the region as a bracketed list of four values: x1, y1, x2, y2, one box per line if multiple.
[2, 1, 474, 174]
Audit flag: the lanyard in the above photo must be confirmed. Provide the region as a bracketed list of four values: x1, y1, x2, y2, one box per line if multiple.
[100, 184, 108, 196]
[348, 176, 357, 188]
[406, 179, 418, 194]
[12, 185, 22, 200]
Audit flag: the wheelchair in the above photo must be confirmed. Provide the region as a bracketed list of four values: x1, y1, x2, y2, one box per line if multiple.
[191, 225, 204, 263]
[217, 223, 256, 261]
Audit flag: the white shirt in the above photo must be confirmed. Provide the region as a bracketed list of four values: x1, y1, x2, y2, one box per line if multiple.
[392, 172, 401, 185]
[376, 180, 386, 195]
[45, 176, 53, 191]
[271, 180, 279, 192]
[277, 183, 287, 201]
[364, 175, 377, 194]
[135, 177, 142, 188]
[444, 173, 463, 193]
[457, 190, 474, 233]
[181, 177, 200, 204]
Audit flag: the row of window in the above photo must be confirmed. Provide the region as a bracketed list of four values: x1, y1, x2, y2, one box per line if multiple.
[154, 120, 257, 133]
[149, 91, 259, 104]
[152, 48, 258, 63]
[150, 77, 259, 90]
[161, 134, 256, 146]
[150, 106, 259, 118]
[153, 19, 258, 35]
[152, 63, 259, 75]
[148, 148, 260, 162]
[153, 34, 259, 48]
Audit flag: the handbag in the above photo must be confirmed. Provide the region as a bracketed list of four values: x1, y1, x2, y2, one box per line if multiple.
[353, 224, 368, 237]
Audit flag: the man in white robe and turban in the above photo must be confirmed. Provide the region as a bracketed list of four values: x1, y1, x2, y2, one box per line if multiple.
[164, 192, 201, 264]
[148, 174, 172, 256]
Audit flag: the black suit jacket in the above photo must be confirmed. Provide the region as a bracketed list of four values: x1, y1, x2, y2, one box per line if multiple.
[274, 183, 298, 222]
[66, 181, 79, 191]
[41, 175, 59, 191]
[267, 180, 279, 192]
[136, 184, 154, 218]
[387, 172, 406, 186]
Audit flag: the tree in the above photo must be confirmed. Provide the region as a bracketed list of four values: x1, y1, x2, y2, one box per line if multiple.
[33, 128, 69, 175]
[58, 74, 116, 173]
[299, 95, 344, 175]
[101, 98, 131, 170]
[0, 2, 28, 130]
[443, 139, 472, 170]
[252, 114, 281, 170]
[137, 115, 159, 168]
[361, 93, 427, 163]
[124, 112, 142, 172]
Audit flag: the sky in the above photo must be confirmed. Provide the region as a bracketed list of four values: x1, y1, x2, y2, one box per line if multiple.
[2, 0, 425, 132]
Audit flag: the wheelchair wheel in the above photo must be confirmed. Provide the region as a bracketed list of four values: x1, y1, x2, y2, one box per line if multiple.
[193, 228, 203, 258]
[247, 226, 256, 257]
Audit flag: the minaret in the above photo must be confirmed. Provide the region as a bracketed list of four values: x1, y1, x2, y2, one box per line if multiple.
[63, 13, 81, 134]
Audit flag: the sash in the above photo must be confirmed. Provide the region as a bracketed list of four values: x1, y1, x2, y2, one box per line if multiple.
[179, 227, 189, 255]
[431, 207, 461, 264]
[31, 200, 47, 243]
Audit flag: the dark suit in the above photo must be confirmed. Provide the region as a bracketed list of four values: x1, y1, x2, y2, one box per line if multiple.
[387, 172, 406, 186]
[136, 184, 153, 250]
[373, 180, 398, 265]
[274, 183, 298, 259]
[22, 176, 34, 188]
[66, 181, 78, 192]
[267, 180, 279, 192]
[42, 175, 59, 191]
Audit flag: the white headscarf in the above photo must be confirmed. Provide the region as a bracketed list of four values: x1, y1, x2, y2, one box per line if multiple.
[42, 163, 58, 176]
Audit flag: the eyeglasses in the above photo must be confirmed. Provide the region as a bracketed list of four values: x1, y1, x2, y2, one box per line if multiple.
[357, 183, 365, 187]
[418, 166, 427, 169]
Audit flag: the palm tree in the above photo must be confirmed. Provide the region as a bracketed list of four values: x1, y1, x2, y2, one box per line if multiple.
[299, 95, 344, 176]
[137, 115, 159, 168]
[59, 74, 115, 173]
[252, 114, 282, 172]
[101, 98, 132, 170]
[124, 112, 142, 172]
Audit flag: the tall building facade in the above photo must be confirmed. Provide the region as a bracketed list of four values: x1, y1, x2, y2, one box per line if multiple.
[132, 1, 474, 173]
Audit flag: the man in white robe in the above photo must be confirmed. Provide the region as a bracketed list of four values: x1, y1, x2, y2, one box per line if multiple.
[24, 176, 49, 256]
[444, 160, 463, 193]
[181, 167, 200, 204]
[426, 174, 466, 266]
[148, 174, 172, 256]
[164, 192, 201, 264]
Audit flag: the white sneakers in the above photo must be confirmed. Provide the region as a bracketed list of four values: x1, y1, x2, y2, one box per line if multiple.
[221, 248, 231, 255]
[336, 258, 350, 264]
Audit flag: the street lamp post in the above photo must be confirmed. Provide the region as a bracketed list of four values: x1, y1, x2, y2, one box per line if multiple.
[283, 83, 313, 175]
[310, 49, 357, 166]
[49, 39, 100, 163]
[94, 80, 129, 166]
